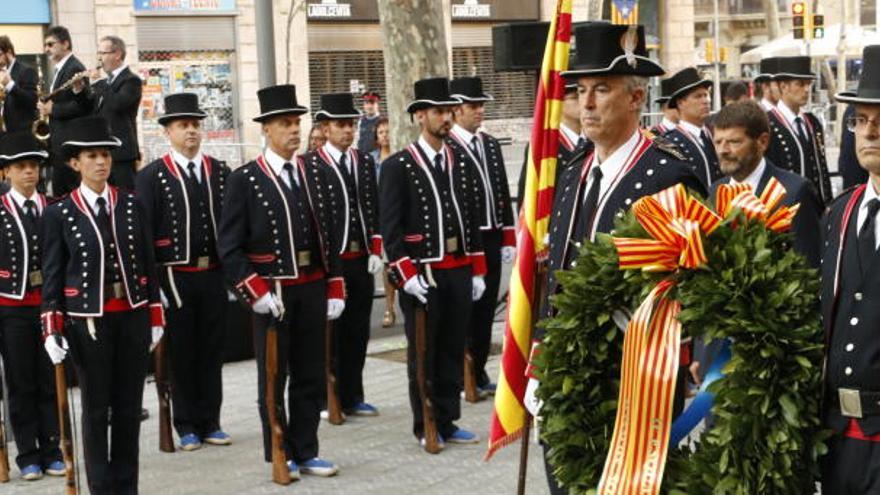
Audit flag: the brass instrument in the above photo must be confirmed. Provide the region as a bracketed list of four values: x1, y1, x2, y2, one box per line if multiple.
[32, 65, 95, 142]
[0, 66, 7, 134]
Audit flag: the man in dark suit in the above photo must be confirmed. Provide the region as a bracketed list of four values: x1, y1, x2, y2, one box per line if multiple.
[819, 44, 880, 493]
[0, 36, 38, 135]
[38, 25, 91, 197]
[87, 35, 142, 191]
[524, 23, 706, 495]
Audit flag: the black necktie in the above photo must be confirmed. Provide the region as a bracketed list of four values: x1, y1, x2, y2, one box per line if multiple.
[470, 136, 481, 161]
[282, 162, 298, 192]
[858, 198, 880, 277]
[699, 129, 713, 152]
[339, 154, 352, 180]
[95, 197, 113, 245]
[794, 117, 810, 148]
[22, 199, 37, 234]
[434, 153, 444, 174]
[187, 161, 199, 185]
[573, 166, 603, 245]
[576, 136, 587, 150]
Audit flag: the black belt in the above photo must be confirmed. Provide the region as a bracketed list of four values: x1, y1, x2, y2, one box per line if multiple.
[835, 388, 880, 418]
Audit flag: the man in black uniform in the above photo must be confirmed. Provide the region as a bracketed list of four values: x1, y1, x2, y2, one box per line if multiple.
[521, 23, 707, 495]
[0, 132, 63, 481]
[649, 77, 678, 136]
[379, 77, 487, 448]
[0, 36, 38, 135]
[447, 76, 516, 397]
[39, 25, 91, 197]
[820, 44, 880, 493]
[41, 116, 165, 495]
[662, 67, 720, 188]
[839, 104, 867, 190]
[217, 84, 344, 480]
[764, 56, 832, 204]
[135, 92, 231, 451]
[305, 92, 383, 418]
[88, 35, 142, 190]
[754, 57, 781, 112]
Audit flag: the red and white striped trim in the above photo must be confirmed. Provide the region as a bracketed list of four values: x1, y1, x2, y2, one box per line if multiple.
[41, 310, 64, 341]
[149, 303, 165, 327]
[236, 273, 270, 303]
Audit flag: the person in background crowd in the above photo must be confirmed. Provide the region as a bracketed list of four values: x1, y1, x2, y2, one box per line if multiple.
[370, 116, 397, 328]
[723, 80, 750, 106]
[754, 57, 781, 112]
[306, 125, 325, 154]
[839, 104, 867, 190]
[357, 90, 382, 154]
[0, 36, 38, 136]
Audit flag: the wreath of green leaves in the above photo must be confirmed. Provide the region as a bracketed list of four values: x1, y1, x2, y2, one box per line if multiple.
[535, 205, 828, 494]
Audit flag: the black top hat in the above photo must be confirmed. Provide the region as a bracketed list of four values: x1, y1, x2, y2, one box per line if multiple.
[158, 93, 207, 126]
[754, 57, 780, 83]
[60, 116, 121, 157]
[0, 131, 48, 167]
[450, 77, 493, 103]
[654, 77, 677, 105]
[562, 23, 664, 79]
[406, 77, 461, 113]
[253, 84, 309, 123]
[665, 67, 713, 109]
[314, 93, 362, 121]
[772, 56, 816, 80]
[837, 45, 880, 104]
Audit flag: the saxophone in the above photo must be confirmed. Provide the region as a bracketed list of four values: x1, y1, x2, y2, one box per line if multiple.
[32, 64, 95, 143]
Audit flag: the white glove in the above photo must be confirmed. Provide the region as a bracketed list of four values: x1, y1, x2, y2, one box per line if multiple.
[44, 336, 68, 365]
[149, 326, 164, 352]
[471, 276, 486, 301]
[227, 290, 238, 302]
[524, 377, 542, 416]
[403, 275, 429, 304]
[501, 246, 516, 264]
[252, 292, 282, 317]
[327, 298, 345, 320]
[159, 289, 169, 308]
[367, 254, 384, 274]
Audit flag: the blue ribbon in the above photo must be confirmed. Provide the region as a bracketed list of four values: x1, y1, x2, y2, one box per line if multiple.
[669, 339, 731, 446]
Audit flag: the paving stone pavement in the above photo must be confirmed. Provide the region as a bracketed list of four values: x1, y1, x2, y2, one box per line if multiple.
[3, 328, 549, 495]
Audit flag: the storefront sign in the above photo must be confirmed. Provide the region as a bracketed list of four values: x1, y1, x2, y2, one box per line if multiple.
[452, 0, 491, 19]
[133, 0, 236, 12]
[306, 0, 537, 22]
[308, 0, 353, 18]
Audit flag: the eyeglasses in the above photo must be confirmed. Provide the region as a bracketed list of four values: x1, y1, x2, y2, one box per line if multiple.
[97, 50, 116, 55]
[43, 41, 56, 48]
[846, 116, 880, 132]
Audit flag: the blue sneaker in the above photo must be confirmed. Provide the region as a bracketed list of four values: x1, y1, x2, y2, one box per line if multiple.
[179, 433, 202, 451]
[44, 460, 66, 476]
[299, 457, 339, 477]
[203, 430, 232, 446]
[21, 464, 42, 481]
[349, 402, 379, 417]
[287, 460, 301, 481]
[479, 383, 497, 397]
[446, 428, 479, 444]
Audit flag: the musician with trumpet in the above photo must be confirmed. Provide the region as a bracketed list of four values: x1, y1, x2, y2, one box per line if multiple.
[39, 25, 92, 197]
[0, 36, 38, 136]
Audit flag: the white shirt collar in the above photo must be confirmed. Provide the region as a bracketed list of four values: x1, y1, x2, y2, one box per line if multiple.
[660, 117, 677, 131]
[776, 100, 802, 127]
[79, 183, 110, 215]
[264, 147, 299, 187]
[559, 123, 581, 145]
[417, 135, 445, 166]
[9, 188, 40, 214]
[858, 179, 880, 250]
[110, 64, 127, 81]
[730, 158, 767, 191]
[322, 142, 347, 165]
[54, 53, 73, 73]
[678, 119, 704, 140]
[593, 129, 642, 186]
[760, 99, 775, 112]
[171, 149, 204, 181]
[451, 124, 478, 144]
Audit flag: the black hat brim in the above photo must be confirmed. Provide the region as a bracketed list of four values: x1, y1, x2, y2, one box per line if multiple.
[313, 110, 363, 122]
[406, 98, 461, 114]
[0, 150, 49, 167]
[773, 73, 816, 81]
[253, 106, 310, 123]
[753, 74, 772, 83]
[61, 137, 122, 150]
[451, 93, 494, 103]
[654, 96, 670, 105]
[158, 111, 208, 126]
[835, 91, 880, 105]
[561, 54, 665, 79]
[668, 79, 713, 109]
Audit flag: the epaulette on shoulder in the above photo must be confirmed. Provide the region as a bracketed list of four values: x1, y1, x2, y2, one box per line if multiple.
[651, 135, 687, 162]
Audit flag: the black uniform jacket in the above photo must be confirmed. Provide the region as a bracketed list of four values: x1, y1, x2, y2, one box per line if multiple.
[710, 160, 822, 267]
[40, 186, 163, 338]
[0, 192, 46, 299]
[47, 55, 91, 153]
[516, 128, 592, 208]
[765, 107, 832, 204]
[303, 146, 382, 257]
[2, 60, 38, 134]
[87, 67, 143, 162]
[379, 142, 487, 285]
[662, 124, 721, 189]
[217, 154, 344, 304]
[447, 128, 516, 247]
[135, 152, 229, 265]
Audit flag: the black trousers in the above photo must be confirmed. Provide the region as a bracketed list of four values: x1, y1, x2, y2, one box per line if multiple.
[50, 155, 79, 198]
[162, 268, 226, 438]
[399, 264, 472, 439]
[253, 279, 326, 463]
[467, 229, 502, 387]
[67, 309, 150, 495]
[333, 256, 374, 410]
[822, 432, 880, 494]
[109, 160, 136, 192]
[0, 305, 61, 469]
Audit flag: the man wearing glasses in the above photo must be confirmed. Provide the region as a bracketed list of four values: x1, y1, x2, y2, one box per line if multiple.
[0, 36, 38, 136]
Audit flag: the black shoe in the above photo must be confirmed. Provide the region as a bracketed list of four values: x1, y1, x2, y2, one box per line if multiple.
[140, 408, 149, 422]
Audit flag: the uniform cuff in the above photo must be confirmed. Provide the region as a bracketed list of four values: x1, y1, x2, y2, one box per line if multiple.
[370, 235, 383, 257]
[235, 273, 270, 304]
[390, 257, 417, 288]
[501, 227, 516, 248]
[149, 303, 165, 327]
[41, 310, 65, 341]
[326, 277, 346, 300]
[470, 253, 488, 277]
[525, 340, 541, 379]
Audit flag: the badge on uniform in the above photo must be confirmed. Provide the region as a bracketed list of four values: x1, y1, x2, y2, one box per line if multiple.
[839, 388, 863, 418]
[446, 237, 459, 253]
[29, 270, 42, 287]
[349, 240, 361, 253]
[297, 251, 311, 267]
[197, 256, 210, 269]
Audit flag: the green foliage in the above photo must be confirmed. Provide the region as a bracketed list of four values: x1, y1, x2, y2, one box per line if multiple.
[535, 209, 826, 494]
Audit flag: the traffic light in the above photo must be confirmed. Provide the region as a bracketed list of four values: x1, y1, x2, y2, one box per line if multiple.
[792, 1, 806, 39]
[705, 38, 715, 63]
[813, 14, 825, 39]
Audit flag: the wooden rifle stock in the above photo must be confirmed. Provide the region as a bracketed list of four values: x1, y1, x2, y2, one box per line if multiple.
[463, 350, 482, 403]
[0, 368, 8, 483]
[54, 362, 77, 494]
[324, 320, 344, 425]
[414, 303, 441, 454]
[265, 321, 290, 485]
[153, 339, 174, 453]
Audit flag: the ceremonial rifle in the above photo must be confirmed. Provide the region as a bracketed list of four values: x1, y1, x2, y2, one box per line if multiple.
[54, 345, 77, 494]
[414, 296, 441, 454]
[153, 338, 174, 453]
[265, 316, 290, 485]
[0, 356, 9, 482]
[463, 350, 482, 403]
[325, 319, 344, 425]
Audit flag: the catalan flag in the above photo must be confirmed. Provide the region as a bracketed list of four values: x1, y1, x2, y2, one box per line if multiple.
[611, 0, 639, 24]
[485, 0, 572, 460]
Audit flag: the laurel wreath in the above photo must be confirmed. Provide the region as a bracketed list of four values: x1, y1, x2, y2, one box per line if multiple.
[535, 206, 828, 494]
